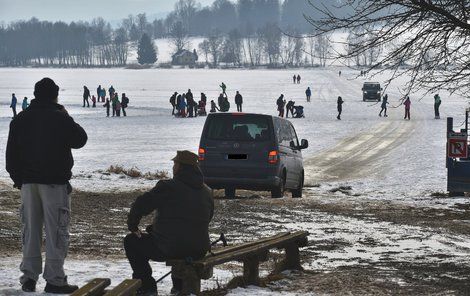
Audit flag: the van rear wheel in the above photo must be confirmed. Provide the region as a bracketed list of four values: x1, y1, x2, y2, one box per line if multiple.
[292, 173, 303, 198]
[225, 188, 236, 198]
[271, 176, 285, 198]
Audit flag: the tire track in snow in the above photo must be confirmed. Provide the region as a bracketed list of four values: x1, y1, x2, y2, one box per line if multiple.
[304, 71, 419, 184]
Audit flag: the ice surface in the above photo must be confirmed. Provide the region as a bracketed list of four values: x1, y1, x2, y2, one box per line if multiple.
[1, 66, 470, 294]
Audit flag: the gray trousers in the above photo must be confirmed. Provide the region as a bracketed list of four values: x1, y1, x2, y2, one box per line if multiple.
[20, 184, 71, 286]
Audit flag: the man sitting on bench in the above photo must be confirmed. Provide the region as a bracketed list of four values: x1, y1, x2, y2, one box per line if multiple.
[125, 150, 214, 295]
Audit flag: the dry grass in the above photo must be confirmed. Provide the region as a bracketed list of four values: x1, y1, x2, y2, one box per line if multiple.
[105, 165, 169, 180]
[430, 191, 449, 198]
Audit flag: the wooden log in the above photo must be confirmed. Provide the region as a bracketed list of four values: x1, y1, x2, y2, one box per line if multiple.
[103, 279, 141, 296]
[71, 278, 111, 296]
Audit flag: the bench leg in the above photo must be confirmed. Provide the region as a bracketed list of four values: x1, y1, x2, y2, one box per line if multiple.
[243, 257, 260, 285]
[275, 244, 302, 273]
[172, 266, 201, 296]
[285, 244, 302, 270]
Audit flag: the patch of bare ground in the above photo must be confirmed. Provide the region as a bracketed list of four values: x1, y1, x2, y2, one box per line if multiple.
[2, 186, 470, 294]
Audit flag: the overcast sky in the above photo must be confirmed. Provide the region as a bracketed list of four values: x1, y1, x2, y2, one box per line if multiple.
[0, 0, 216, 23]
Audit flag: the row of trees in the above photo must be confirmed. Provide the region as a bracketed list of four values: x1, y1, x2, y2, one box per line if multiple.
[120, 0, 350, 41]
[195, 26, 332, 67]
[0, 18, 127, 67]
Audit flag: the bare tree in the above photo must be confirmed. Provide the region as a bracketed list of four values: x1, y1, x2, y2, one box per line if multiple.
[306, 34, 316, 66]
[207, 30, 224, 66]
[259, 23, 281, 66]
[169, 21, 189, 53]
[281, 27, 304, 67]
[198, 39, 210, 63]
[307, 1, 470, 95]
[174, 0, 197, 34]
[314, 34, 331, 67]
[221, 29, 243, 65]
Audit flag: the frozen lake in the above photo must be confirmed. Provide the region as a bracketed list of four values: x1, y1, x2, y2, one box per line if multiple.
[0, 67, 467, 195]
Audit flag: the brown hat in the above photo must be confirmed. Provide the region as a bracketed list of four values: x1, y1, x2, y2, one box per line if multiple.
[172, 150, 199, 166]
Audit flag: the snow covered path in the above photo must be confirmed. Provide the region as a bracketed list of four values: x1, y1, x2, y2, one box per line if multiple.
[305, 113, 417, 183]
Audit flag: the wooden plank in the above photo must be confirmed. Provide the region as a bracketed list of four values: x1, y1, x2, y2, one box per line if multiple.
[166, 232, 291, 267]
[209, 232, 291, 256]
[71, 278, 111, 296]
[195, 231, 308, 269]
[103, 279, 141, 296]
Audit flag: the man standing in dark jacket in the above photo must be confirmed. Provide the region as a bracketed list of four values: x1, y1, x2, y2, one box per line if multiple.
[121, 93, 129, 117]
[125, 150, 214, 295]
[10, 93, 18, 118]
[83, 86, 90, 107]
[186, 89, 194, 117]
[235, 91, 243, 112]
[6, 78, 87, 294]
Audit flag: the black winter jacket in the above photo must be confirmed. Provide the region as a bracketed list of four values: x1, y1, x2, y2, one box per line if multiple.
[127, 165, 214, 259]
[6, 99, 88, 187]
[235, 94, 243, 105]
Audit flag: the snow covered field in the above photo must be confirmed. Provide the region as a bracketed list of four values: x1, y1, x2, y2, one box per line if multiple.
[1, 67, 470, 295]
[0, 67, 466, 196]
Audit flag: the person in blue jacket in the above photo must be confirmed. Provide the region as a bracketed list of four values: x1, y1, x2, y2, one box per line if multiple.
[22, 97, 29, 111]
[179, 95, 187, 117]
[10, 93, 17, 118]
[305, 87, 311, 102]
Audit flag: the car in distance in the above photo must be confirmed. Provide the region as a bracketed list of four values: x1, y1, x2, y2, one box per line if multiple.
[198, 113, 308, 198]
[362, 82, 382, 101]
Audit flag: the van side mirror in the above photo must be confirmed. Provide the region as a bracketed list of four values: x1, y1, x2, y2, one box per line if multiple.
[300, 139, 308, 150]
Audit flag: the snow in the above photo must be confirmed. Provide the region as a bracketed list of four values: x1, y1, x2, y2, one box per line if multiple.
[0, 257, 234, 296]
[0, 66, 467, 195]
[1, 66, 470, 294]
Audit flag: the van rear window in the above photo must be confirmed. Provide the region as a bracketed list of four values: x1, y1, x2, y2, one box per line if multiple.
[206, 115, 272, 141]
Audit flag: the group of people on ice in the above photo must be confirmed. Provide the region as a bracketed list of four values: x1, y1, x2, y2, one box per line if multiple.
[83, 85, 130, 117]
[169, 83, 246, 117]
[170, 89, 208, 117]
[276, 94, 304, 118]
[8, 93, 29, 118]
[292, 74, 302, 84]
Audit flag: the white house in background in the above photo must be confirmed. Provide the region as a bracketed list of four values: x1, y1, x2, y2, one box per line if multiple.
[171, 49, 198, 65]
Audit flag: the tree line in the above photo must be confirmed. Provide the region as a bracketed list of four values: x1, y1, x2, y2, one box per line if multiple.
[0, 18, 128, 67]
[0, 0, 351, 67]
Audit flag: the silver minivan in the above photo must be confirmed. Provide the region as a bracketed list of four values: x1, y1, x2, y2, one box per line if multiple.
[198, 113, 308, 198]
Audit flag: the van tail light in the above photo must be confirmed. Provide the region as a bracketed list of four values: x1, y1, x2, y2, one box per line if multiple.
[198, 148, 206, 161]
[268, 150, 279, 164]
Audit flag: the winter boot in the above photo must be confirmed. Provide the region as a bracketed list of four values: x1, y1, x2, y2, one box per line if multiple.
[21, 279, 36, 292]
[136, 287, 158, 296]
[44, 282, 79, 294]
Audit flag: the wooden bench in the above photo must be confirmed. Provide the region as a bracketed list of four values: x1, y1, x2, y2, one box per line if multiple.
[167, 230, 309, 295]
[71, 279, 141, 296]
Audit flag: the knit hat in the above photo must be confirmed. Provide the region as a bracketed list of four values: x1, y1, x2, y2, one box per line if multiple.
[34, 78, 59, 101]
[172, 150, 199, 166]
